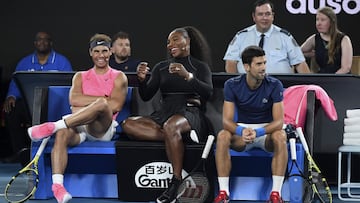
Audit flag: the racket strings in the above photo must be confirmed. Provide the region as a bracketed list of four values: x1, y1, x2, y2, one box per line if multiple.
[5, 170, 38, 202]
[287, 160, 307, 178]
[286, 157, 332, 202]
[310, 171, 332, 203]
[286, 159, 317, 203]
[177, 173, 209, 203]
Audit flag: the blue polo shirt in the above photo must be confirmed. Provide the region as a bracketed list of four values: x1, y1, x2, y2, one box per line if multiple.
[6, 50, 73, 99]
[224, 74, 284, 123]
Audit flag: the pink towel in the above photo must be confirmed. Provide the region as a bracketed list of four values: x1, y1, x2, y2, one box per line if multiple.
[284, 85, 338, 128]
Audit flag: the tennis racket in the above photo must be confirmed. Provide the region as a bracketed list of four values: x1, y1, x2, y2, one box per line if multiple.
[296, 127, 332, 203]
[4, 137, 50, 203]
[285, 124, 313, 202]
[176, 135, 215, 203]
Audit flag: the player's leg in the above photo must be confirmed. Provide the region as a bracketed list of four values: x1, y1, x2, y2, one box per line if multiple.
[28, 98, 111, 141]
[265, 129, 288, 203]
[156, 115, 190, 203]
[214, 130, 245, 203]
[122, 116, 164, 141]
[51, 128, 80, 203]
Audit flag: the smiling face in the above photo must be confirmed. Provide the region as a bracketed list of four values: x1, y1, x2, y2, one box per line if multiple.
[253, 3, 274, 33]
[90, 45, 111, 68]
[167, 30, 190, 58]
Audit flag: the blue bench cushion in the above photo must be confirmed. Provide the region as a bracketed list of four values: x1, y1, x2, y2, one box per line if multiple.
[47, 86, 133, 135]
[31, 86, 134, 199]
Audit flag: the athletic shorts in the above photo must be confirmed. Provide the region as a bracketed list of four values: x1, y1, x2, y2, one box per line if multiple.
[237, 123, 269, 152]
[62, 114, 118, 144]
[77, 120, 118, 144]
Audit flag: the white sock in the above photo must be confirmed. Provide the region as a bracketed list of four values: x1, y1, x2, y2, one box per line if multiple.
[272, 175, 284, 193]
[78, 132, 86, 143]
[52, 174, 64, 185]
[218, 177, 230, 196]
[54, 119, 67, 131]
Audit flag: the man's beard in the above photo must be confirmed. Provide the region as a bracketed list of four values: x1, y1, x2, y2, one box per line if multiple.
[118, 55, 129, 61]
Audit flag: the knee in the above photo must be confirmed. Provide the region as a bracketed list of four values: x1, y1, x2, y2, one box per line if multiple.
[122, 118, 134, 133]
[216, 130, 231, 147]
[163, 121, 180, 139]
[271, 130, 287, 146]
[93, 98, 109, 111]
[54, 129, 72, 146]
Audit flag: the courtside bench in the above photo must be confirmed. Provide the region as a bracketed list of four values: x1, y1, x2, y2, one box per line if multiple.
[206, 89, 315, 202]
[31, 85, 214, 201]
[31, 86, 133, 198]
[226, 144, 304, 202]
[30, 85, 315, 202]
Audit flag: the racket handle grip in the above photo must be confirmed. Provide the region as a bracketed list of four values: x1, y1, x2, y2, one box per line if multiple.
[201, 135, 215, 159]
[289, 138, 297, 161]
[296, 127, 309, 153]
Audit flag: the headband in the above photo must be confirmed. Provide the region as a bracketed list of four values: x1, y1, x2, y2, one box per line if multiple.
[90, 40, 111, 49]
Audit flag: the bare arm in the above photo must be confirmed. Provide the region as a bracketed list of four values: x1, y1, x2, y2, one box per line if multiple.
[222, 101, 237, 133]
[301, 34, 316, 58]
[222, 101, 254, 138]
[69, 72, 128, 114]
[69, 72, 102, 109]
[225, 60, 238, 73]
[336, 35, 353, 74]
[107, 72, 128, 113]
[3, 96, 16, 113]
[264, 101, 284, 134]
[294, 61, 311, 73]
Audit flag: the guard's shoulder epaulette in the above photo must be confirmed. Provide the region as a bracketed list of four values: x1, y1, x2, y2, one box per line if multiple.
[280, 28, 291, 36]
[236, 29, 248, 35]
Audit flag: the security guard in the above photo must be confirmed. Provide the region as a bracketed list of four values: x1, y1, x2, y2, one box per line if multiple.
[224, 0, 310, 74]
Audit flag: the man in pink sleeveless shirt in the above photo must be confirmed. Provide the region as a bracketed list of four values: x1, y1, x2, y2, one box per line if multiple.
[27, 33, 128, 203]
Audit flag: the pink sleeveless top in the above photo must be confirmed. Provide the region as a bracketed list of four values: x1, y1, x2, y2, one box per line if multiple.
[81, 67, 121, 119]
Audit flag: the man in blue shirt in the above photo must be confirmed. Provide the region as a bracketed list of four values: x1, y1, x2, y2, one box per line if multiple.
[2, 31, 72, 166]
[214, 45, 287, 203]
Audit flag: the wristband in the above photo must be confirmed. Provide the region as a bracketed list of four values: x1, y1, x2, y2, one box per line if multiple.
[235, 126, 244, 136]
[255, 127, 266, 137]
[186, 72, 194, 81]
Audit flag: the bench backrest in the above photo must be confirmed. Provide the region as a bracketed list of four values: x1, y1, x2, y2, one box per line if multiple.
[47, 86, 133, 134]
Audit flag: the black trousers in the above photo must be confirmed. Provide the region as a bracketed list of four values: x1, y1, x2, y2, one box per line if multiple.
[4, 99, 31, 166]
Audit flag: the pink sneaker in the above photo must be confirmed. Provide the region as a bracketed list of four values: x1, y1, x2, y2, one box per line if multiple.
[267, 191, 284, 203]
[214, 190, 229, 203]
[52, 183, 72, 203]
[27, 122, 56, 141]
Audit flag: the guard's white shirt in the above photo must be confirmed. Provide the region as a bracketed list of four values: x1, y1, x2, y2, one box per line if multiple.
[224, 24, 305, 73]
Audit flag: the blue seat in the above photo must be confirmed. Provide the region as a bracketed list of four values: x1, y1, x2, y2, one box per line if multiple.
[224, 104, 305, 202]
[32, 86, 133, 199]
[225, 144, 304, 202]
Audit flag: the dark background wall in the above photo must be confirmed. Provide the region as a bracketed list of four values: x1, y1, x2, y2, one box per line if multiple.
[1, 0, 359, 81]
[1, 0, 359, 183]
